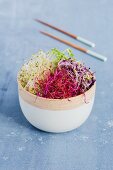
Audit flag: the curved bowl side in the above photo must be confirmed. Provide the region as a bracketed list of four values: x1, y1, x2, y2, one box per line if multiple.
[19, 95, 94, 133]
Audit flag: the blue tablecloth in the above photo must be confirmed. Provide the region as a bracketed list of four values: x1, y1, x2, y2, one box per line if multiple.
[0, 0, 113, 169]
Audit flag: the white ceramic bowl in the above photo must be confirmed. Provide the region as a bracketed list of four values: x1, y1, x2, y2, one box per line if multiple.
[18, 81, 96, 133]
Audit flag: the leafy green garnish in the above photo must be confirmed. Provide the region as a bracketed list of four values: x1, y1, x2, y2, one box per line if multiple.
[65, 49, 74, 57]
[50, 48, 75, 67]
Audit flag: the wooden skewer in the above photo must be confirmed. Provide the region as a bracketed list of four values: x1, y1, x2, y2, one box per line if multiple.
[35, 19, 95, 47]
[40, 31, 107, 62]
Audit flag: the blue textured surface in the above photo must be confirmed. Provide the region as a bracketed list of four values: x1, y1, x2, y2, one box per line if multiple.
[0, 0, 113, 169]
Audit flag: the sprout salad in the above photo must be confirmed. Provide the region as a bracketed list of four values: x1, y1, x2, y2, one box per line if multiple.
[18, 49, 96, 99]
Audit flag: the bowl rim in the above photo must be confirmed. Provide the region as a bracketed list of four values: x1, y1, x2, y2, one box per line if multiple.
[17, 76, 96, 110]
[17, 78, 96, 101]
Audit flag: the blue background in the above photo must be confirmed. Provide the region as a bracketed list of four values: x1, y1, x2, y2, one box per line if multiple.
[0, 0, 113, 169]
